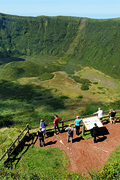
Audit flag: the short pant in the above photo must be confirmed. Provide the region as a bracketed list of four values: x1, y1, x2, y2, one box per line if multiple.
[42, 128, 46, 134]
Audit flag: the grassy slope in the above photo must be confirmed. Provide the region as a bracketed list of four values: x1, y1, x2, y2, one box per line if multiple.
[75, 18, 120, 79]
[0, 14, 120, 79]
[0, 14, 120, 179]
[0, 14, 80, 57]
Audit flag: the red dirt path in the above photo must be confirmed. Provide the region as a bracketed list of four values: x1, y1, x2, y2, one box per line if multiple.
[35, 121, 120, 174]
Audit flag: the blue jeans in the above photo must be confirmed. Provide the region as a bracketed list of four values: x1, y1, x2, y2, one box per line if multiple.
[54, 124, 60, 134]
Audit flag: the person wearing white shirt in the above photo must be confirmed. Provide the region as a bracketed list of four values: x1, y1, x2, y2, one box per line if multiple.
[94, 107, 103, 122]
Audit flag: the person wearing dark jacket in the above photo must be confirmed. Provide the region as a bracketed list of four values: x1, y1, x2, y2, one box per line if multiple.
[109, 109, 116, 124]
[92, 123, 99, 143]
[37, 128, 45, 147]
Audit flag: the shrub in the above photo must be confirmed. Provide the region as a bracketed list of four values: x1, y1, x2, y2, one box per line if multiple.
[98, 87, 104, 90]
[59, 95, 69, 99]
[93, 81, 98, 84]
[72, 76, 91, 85]
[100, 161, 120, 179]
[81, 84, 89, 90]
[77, 95, 83, 98]
[72, 76, 81, 83]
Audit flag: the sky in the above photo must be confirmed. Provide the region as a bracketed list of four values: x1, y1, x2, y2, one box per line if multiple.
[0, 0, 120, 19]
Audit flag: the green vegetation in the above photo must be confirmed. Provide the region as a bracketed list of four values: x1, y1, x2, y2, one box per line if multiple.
[0, 79, 68, 127]
[38, 73, 54, 81]
[81, 84, 89, 90]
[0, 14, 80, 58]
[0, 13, 120, 179]
[0, 13, 120, 128]
[0, 128, 20, 157]
[72, 75, 91, 90]
[0, 14, 120, 79]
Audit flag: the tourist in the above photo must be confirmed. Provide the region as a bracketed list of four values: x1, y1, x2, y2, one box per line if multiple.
[109, 109, 116, 124]
[65, 124, 74, 143]
[92, 123, 99, 143]
[94, 107, 103, 122]
[37, 127, 45, 147]
[54, 114, 61, 135]
[74, 116, 82, 136]
[40, 119, 47, 138]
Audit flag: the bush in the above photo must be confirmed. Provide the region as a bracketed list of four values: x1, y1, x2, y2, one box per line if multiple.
[77, 95, 83, 98]
[72, 76, 91, 85]
[93, 81, 98, 84]
[81, 84, 89, 90]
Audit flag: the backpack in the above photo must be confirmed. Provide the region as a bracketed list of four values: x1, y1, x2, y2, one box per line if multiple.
[68, 127, 73, 135]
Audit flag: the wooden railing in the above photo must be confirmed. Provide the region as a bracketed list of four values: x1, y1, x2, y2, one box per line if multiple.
[30, 110, 120, 132]
[1, 110, 120, 162]
[0, 124, 29, 162]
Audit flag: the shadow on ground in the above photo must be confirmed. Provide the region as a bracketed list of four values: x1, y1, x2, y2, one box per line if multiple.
[4, 133, 37, 168]
[97, 136, 107, 143]
[73, 136, 84, 143]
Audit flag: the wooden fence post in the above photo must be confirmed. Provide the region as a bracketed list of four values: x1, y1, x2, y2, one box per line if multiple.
[27, 124, 29, 135]
[62, 120, 64, 131]
[5, 148, 8, 158]
[17, 136, 20, 145]
[82, 124, 85, 136]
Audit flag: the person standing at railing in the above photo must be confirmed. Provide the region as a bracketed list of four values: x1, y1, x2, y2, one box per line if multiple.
[40, 119, 47, 138]
[54, 114, 61, 135]
[74, 116, 82, 136]
[109, 109, 116, 124]
[93, 107, 103, 122]
[37, 127, 45, 147]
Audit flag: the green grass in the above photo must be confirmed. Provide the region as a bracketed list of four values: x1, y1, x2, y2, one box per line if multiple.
[14, 146, 68, 179]
[0, 146, 68, 180]
[0, 128, 21, 158]
[80, 130, 92, 139]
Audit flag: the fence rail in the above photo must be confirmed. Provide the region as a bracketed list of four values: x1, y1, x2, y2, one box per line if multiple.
[0, 124, 29, 162]
[30, 110, 120, 131]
